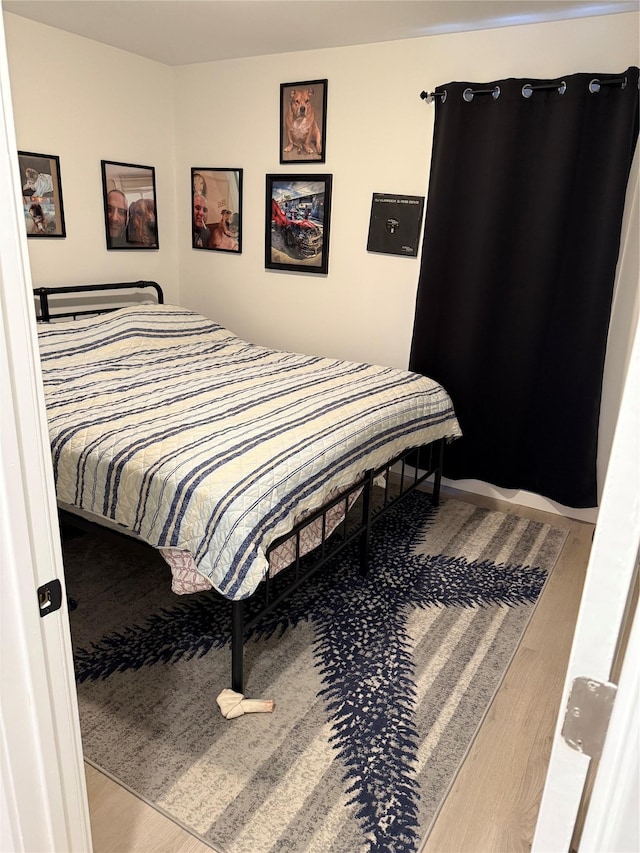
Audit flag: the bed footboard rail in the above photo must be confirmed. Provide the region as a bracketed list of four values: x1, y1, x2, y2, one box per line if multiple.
[230, 437, 445, 693]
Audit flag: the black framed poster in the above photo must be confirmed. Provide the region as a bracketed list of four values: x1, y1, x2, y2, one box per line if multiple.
[366, 193, 425, 257]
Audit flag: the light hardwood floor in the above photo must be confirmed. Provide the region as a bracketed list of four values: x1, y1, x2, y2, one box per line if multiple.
[85, 490, 593, 853]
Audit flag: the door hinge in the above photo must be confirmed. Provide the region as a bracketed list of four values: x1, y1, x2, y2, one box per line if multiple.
[561, 676, 617, 760]
[37, 579, 62, 617]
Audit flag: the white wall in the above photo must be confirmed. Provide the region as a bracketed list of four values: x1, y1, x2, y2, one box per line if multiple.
[3, 13, 180, 303]
[173, 13, 638, 364]
[171, 10, 640, 520]
[3, 9, 639, 519]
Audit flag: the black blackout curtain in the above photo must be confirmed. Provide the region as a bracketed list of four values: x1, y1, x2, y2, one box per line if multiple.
[410, 68, 639, 508]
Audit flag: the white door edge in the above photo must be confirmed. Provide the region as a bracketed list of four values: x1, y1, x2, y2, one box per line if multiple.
[0, 10, 92, 852]
[579, 600, 639, 853]
[532, 296, 640, 849]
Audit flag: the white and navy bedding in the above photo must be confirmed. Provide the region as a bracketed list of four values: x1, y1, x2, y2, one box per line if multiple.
[38, 304, 461, 601]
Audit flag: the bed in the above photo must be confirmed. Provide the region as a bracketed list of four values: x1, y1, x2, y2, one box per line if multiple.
[35, 281, 462, 702]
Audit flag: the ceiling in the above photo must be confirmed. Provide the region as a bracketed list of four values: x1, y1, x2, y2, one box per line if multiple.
[2, 0, 638, 66]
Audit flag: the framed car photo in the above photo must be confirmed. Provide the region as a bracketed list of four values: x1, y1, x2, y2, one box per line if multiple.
[191, 167, 242, 252]
[101, 160, 158, 250]
[265, 173, 332, 274]
[18, 151, 66, 238]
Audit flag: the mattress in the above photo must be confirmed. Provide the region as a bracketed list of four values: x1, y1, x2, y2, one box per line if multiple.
[38, 304, 461, 600]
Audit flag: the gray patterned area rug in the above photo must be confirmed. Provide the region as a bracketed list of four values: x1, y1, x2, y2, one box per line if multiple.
[63, 491, 567, 853]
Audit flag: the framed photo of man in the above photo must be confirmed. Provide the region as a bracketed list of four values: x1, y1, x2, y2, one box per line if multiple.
[18, 151, 66, 238]
[101, 160, 158, 250]
[191, 167, 243, 252]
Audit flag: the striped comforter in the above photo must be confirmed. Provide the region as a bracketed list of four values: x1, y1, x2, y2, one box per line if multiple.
[38, 304, 461, 600]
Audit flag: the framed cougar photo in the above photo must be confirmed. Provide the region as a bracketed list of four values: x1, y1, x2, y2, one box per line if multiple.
[191, 167, 243, 252]
[101, 160, 158, 250]
[279, 79, 327, 164]
[18, 150, 66, 238]
[265, 173, 332, 274]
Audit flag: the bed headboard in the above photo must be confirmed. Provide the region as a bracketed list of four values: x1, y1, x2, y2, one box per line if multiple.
[34, 281, 164, 323]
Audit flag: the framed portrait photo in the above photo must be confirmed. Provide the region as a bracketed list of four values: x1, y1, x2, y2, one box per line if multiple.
[101, 160, 158, 250]
[280, 79, 327, 164]
[191, 167, 243, 252]
[266, 173, 332, 274]
[18, 151, 66, 238]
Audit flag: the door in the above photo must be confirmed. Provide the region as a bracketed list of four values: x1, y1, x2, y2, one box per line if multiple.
[0, 11, 92, 851]
[532, 316, 639, 849]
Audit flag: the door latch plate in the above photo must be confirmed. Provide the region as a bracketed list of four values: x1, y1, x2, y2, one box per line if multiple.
[37, 579, 63, 617]
[562, 676, 617, 759]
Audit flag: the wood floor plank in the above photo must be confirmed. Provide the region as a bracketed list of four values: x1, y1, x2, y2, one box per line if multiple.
[85, 764, 214, 853]
[421, 502, 593, 852]
[85, 494, 593, 853]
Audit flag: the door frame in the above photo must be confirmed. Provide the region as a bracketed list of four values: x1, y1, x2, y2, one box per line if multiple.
[532, 305, 639, 848]
[0, 11, 92, 851]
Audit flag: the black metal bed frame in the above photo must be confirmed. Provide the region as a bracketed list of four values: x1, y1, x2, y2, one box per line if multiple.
[37, 282, 445, 695]
[34, 280, 164, 322]
[234, 441, 443, 692]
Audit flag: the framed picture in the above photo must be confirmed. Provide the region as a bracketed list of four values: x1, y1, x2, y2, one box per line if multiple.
[191, 167, 243, 252]
[101, 160, 158, 250]
[366, 193, 425, 257]
[18, 151, 66, 238]
[280, 79, 327, 164]
[266, 174, 332, 274]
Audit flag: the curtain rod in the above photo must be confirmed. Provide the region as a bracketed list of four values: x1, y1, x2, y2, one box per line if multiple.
[420, 75, 630, 104]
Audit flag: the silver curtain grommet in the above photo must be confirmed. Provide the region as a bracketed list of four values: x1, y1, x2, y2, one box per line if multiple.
[463, 87, 474, 102]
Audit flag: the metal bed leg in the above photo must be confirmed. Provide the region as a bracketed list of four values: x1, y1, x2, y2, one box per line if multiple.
[359, 470, 374, 576]
[432, 438, 444, 507]
[231, 599, 244, 693]
[35, 288, 50, 322]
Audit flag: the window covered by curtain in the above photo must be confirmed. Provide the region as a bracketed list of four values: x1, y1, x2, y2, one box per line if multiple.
[410, 69, 639, 508]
